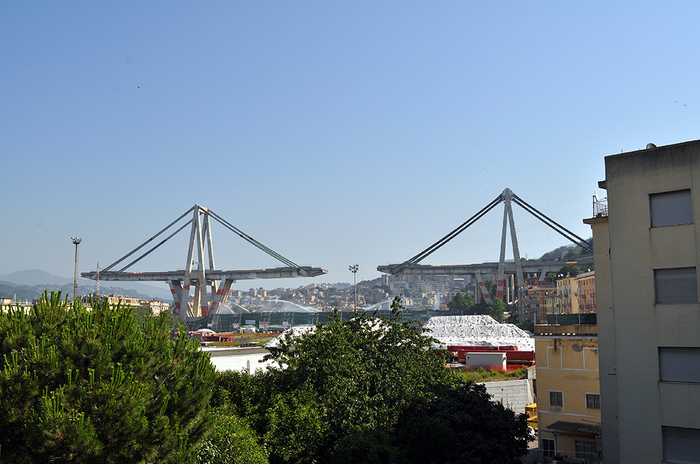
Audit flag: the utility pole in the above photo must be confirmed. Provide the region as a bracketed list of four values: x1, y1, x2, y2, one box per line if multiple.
[349, 264, 359, 311]
[72, 237, 82, 301]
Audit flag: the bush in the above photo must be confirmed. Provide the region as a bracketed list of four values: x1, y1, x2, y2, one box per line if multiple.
[0, 291, 216, 463]
[195, 408, 268, 464]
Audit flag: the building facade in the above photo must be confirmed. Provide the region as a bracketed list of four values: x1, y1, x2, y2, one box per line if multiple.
[577, 271, 596, 314]
[557, 276, 580, 314]
[523, 285, 557, 324]
[585, 139, 700, 463]
[535, 324, 601, 463]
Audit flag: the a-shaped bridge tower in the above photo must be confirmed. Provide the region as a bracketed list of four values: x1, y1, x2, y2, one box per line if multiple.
[82, 205, 327, 319]
[378, 188, 592, 319]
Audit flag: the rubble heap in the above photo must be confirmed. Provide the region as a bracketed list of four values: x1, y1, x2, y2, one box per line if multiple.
[423, 315, 534, 351]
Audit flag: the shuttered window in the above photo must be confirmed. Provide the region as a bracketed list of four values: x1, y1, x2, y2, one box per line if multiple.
[659, 347, 700, 383]
[654, 267, 698, 304]
[663, 426, 700, 463]
[650, 189, 693, 227]
[549, 390, 563, 407]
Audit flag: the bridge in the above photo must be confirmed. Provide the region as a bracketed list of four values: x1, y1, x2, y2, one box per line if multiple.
[82, 205, 326, 319]
[378, 188, 593, 320]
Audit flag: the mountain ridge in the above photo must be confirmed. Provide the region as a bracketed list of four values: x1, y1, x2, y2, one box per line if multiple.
[0, 269, 172, 301]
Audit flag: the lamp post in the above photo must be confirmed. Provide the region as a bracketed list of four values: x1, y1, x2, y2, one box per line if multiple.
[71, 237, 82, 301]
[349, 264, 359, 311]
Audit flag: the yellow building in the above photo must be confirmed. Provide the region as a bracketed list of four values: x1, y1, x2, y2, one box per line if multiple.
[535, 324, 601, 463]
[140, 299, 172, 315]
[584, 139, 700, 463]
[556, 276, 580, 314]
[577, 271, 596, 314]
[104, 294, 141, 307]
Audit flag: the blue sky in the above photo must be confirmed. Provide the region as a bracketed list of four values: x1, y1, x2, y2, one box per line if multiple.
[2, 2, 700, 292]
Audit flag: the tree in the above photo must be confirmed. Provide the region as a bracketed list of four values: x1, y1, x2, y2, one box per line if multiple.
[559, 263, 581, 277]
[220, 298, 453, 463]
[394, 382, 529, 464]
[0, 291, 216, 463]
[461, 299, 506, 322]
[447, 291, 476, 313]
[195, 407, 268, 464]
[485, 297, 506, 322]
[211, 297, 529, 463]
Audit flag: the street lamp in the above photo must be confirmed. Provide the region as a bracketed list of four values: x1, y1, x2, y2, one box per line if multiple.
[71, 237, 82, 301]
[349, 264, 359, 311]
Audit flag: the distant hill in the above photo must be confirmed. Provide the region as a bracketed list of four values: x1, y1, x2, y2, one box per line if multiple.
[539, 245, 575, 261]
[0, 269, 172, 301]
[1, 269, 83, 286]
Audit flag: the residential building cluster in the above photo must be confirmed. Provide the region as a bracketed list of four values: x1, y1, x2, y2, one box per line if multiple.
[78, 294, 172, 315]
[521, 270, 597, 324]
[224, 275, 464, 312]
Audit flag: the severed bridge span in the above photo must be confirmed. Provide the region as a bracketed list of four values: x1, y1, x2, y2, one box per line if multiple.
[377, 188, 593, 319]
[81, 205, 326, 320]
[82, 190, 590, 323]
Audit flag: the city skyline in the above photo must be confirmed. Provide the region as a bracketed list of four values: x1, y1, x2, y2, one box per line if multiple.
[2, 3, 700, 292]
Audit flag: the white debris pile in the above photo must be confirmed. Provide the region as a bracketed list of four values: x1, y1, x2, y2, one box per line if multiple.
[264, 325, 316, 349]
[423, 315, 534, 351]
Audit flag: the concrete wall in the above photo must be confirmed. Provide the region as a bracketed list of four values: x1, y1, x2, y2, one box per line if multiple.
[463, 352, 507, 370]
[482, 378, 534, 415]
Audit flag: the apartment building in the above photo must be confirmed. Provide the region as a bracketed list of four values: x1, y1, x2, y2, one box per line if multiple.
[557, 276, 580, 314]
[584, 139, 700, 463]
[577, 271, 596, 314]
[535, 324, 601, 463]
[522, 285, 557, 323]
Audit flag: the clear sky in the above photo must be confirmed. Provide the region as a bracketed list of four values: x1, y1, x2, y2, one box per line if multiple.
[2, 2, 700, 292]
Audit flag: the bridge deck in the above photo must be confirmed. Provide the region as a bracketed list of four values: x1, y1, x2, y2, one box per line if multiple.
[81, 266, 327, 282]
[377, 257, 591, 276]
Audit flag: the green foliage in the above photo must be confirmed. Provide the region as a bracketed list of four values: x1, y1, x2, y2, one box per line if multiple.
[394, 382, 529, 464]
[448, 284, 505, 321]
[558, 263, 581, 277]
[211, 296, 529, 463]
[447, 291, 476, 313]
[516, 322, 535, 333]
[454, 367, 526, 383]
[485, 297, 506, 322]
[0, 291, 216, 463]
[260, 297, 453, 462]
[451, 295, 505, 322]
[195, 407, 268, 464]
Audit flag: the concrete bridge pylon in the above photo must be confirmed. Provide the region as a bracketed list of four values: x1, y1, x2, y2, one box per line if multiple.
[378, 188, 593, 322]
[82, 205, 327, 319]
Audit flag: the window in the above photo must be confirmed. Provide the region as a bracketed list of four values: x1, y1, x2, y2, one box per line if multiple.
[586, 393, 601, 409]
[549, 390, 563, 407]
[575, 440, 599, 462]
[542, 438, 555, 459]
[659, 347, 700, 383]
[650, 189, 693, 227]
[663, 426, 700, 463]
[654, 267, 698, 304]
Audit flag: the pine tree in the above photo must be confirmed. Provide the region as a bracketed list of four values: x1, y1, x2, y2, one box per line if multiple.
[0, 291, 216, 463]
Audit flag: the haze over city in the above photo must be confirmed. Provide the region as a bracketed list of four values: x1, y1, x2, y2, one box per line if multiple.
[2, 2, 700, 292]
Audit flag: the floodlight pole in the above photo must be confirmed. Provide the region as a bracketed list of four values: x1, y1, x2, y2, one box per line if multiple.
[72, 237, 82, 301]
[349, 264, 359, 311]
